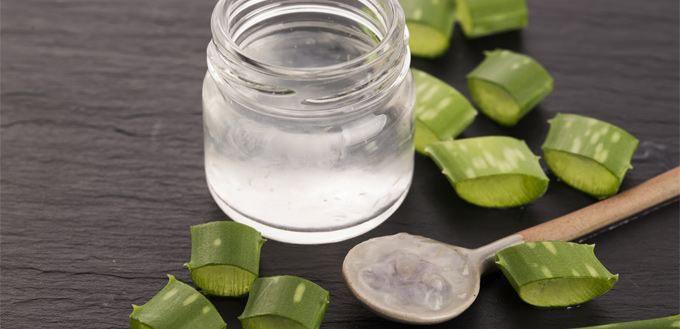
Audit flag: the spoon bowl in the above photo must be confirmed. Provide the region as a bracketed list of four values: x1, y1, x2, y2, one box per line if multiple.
[343, 167, 679, 324]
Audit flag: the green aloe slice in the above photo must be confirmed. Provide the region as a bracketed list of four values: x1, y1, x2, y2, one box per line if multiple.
[399, 0, 457, 58]
[495, 241, 619, 308]
[467, 49, 553, 126]
[239, 276, 330, 329]
[570, 314, 680, 329]
[130, 275, 226, 329]
[186, 221, 266, 297]
[542, 113, 639, 199]
[412, 68, 477, 154]
[457, 0, 527, 38]
[425, 136, 548, 208]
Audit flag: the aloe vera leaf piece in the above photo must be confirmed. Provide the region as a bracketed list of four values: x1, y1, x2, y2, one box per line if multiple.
[186, 221, 266, 297]
[457, 0, 527, 38]
[467, 49, 553, 126]
[129, 275, 226, 329]
[425, 136, 548, 208]
[570, 314, 680, 329]
[398, 0, 457, 58]
[411, 68, 477, 154]
[542, 113, 639, 199]
[495, 241, 619, 308]
[239, 276, 330, 329]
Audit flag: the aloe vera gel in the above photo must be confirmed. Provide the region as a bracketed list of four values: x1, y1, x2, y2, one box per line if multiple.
[496, 241, 618, 307]
[344, 233, 474, 314]
[542, 113, 638, 199]
[203, 0, 415, 244]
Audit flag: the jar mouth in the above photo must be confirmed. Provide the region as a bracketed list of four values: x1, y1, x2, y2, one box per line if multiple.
[211, 0, 407, 79]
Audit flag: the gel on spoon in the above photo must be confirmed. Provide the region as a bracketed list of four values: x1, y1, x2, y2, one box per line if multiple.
[343, 167, 679, 325]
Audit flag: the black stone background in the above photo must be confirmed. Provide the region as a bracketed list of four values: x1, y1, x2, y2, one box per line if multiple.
[1, 0, 678, 328]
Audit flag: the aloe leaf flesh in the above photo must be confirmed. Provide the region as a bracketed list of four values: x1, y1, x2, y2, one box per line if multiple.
[239, 276, 330, 329]
[495, 242, 619, 308]
[457, 0, 527, 38]
[425, 136, 548, 208]
[129, 275, 226, 329]
[399, 0, 457, 58]
[467, 49, 553, 126]
[542, 113, 638, 199]
[186, 221, 266, 297]
[570, 314, 680, 329]
[412, 68, 477, 154]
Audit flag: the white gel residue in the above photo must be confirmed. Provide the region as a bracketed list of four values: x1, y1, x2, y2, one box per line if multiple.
[347, 233, 473, 313]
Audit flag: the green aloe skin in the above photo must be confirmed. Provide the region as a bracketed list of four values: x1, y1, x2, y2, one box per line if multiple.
[495, 242, 619, 308]
[542, 113, 639, 199]
[425, 136, 548, 208]
[412, 68, 477, 154]
[129, 275, 226, 329]
[239, 276, 330, 329]
[399, 0, 457, 58]
[570, 314, 680, 329]
[186, 221, 266, 297]
[467, 49, 553, 126]
[457, 0, 527, 38]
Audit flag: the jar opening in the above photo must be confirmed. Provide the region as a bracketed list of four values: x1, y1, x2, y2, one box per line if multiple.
[208, 0, 410, 115]
[213, 0, 403, 75]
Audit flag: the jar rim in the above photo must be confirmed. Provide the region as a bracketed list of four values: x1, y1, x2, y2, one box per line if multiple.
[210, 0, 407, 79]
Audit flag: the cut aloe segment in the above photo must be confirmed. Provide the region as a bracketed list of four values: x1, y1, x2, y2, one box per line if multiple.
[457, 0, 527, 38]
[467, 49, 553, 126]
[186, 221, 265, 297]
[411, 68, 477, 154]
[239, 276, 330, 329]
[570, 314, 680, 329]
[495, 241, 619, 308]
[130, 275, 226, 329]
[399, 0, 457, 58]
[542, 113, 639, 199]
[425, 136, 548, 208]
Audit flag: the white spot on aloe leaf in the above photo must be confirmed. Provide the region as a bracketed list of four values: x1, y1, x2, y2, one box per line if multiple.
[571, 269, 580, 276]
[163, 288, 178, 300]
[570, 138, 582, 153]
[458, 143, 468, 151]
[214, 238, 222, 246]
[412, 8, 423, 20]
[590, 132, 601, 144]
[437, 97, 452, 109]
[202, 306, 211, 314]
[595, 150, 609, 162]
[465, 168, 476, 178]
[511, 63, 520, 70]
[595, 143, 604, 154]
[611, 132, 621, 142]
[483, 151, 497, 166]
[472, 157, 487, 169]
[526, 242, 536, 249]
[541, 266, 553, 278]
[522, 58, 530, 65]
[585, 264, 598, 277]
[421, 84, 439, 102]
[293, 283, 306, 303]
[541, 242, 557, 255]
[183, 294, 199, 306]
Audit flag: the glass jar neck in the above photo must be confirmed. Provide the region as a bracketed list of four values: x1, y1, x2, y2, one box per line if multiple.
[207, 0, 410, 118]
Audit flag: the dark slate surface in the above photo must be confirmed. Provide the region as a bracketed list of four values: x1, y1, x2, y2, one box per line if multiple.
[1, 0, 678, 328]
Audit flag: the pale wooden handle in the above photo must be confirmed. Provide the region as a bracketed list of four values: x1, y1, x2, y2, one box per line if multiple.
[517, 167, 680, 242]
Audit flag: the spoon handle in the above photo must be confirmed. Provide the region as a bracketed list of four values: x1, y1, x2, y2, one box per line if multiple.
[517, 167, 680, 243]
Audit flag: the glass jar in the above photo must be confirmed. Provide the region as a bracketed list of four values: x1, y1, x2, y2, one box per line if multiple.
[203, 0, 414, 244]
